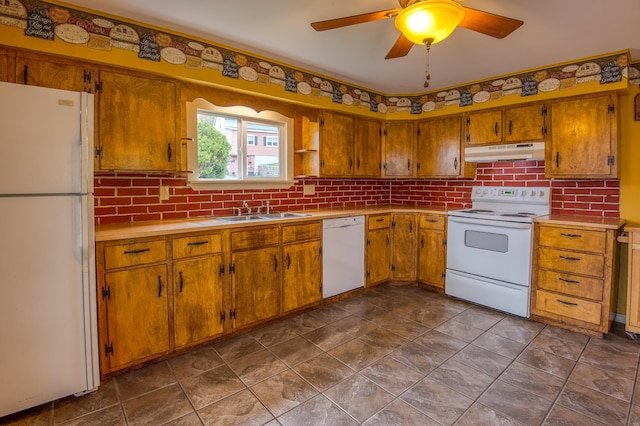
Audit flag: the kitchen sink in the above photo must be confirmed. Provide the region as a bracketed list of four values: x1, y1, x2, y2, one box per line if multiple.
[258, 212, 311, 219]
[218, 214, 266, 222]
[218, 212, 310, 222]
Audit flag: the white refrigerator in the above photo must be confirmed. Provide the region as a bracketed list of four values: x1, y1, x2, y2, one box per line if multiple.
[0, 82, 99, 417]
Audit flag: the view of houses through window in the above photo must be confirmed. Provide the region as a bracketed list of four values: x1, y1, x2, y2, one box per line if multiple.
[197, 112, 281, 179]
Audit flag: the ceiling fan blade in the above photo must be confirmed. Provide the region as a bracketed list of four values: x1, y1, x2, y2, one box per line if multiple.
[385, 34, 414, 59]
[311, 8, 401, 31]
[459, 7, 523, 39]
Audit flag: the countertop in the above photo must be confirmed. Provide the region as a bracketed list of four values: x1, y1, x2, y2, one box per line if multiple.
[95, 205, 448, 241]
[96, 206, 626, 242]
[535, 214, 625, 230]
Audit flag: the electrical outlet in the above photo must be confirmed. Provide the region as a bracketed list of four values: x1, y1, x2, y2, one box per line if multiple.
[303, 184, 315, 195]
[159, 186, 170, 201]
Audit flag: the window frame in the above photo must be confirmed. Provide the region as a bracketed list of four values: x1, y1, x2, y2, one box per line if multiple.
[186, 98, 294, 190]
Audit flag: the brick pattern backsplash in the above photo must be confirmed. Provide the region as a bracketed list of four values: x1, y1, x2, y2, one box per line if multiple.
[95, 160, 620, 225]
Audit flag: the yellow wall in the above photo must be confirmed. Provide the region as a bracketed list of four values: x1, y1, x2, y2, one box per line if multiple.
[620, 85, 640, 222]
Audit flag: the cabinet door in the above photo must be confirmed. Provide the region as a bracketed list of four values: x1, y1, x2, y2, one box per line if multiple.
[15, 54, 94, 92]
[173, 255, 224, 348]
[504, 104, 546, 143]
[548, 94, 617, 178]
[354, 118, 381, 177]
[283, 240, 322, 312]
[466, 109, 503, 145]
[105, 264, 170, 370]
[0, 48, 8, 82]
[392, 214, 417, 280]
[319, 111, 354, 176]
[417, 228, 445, 289]
[232, 247, 281, 328]
[417, 116, 465, 177]
[97, 70, 177, 171]
[383, 121, 415, 177]
[367, 228, 391, 286]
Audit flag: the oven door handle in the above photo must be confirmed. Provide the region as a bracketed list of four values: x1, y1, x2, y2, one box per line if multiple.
[448, 216, 532, 230]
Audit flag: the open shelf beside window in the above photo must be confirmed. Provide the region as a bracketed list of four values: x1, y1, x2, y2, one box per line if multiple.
[294, 116, 319, 178]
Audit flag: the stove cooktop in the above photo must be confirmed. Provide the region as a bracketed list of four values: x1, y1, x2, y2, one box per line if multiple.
[449, 186, 551, 223]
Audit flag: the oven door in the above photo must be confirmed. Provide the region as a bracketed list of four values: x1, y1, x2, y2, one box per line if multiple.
[446, 216, 533, 286]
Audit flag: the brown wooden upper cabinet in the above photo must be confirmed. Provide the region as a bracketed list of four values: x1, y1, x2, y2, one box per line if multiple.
[547, 93, 618, 178]
[383, 121, 416, 177]
[504, 104, 547, 143]
[353, 117, 382, 177]
[319, 110, 354, 177]
[465, 103, 547, 146]
[416, 115, 474, 178]
[465, 109, 503, 145]
[13, 52, 96, 93]
[96, 70, 179, 172]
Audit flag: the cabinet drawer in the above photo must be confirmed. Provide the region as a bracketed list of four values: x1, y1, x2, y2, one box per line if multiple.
[537, 247, 604, 277]
[172, 233, 222, 259]
[538, 226, 606, 253]
[231, 226, 280, 250]
[282, 222, 321, 244]
[419, 215, 445, 230]
[104, 239, 167, 269]
[537, 269, 604, 301]
[535, 290, 602, 325]
[368, 215, 390, 230]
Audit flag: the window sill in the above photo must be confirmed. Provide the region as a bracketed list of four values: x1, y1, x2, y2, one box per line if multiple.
[188, 180, 297, 191]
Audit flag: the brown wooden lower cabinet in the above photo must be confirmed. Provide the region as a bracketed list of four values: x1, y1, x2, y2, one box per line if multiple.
[417, 214, 447, 291]
[530, 221, 622, 337]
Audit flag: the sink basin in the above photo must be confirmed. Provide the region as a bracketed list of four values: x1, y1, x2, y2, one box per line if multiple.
[218, 214, 266, 222]
[258, 212, 311, 219]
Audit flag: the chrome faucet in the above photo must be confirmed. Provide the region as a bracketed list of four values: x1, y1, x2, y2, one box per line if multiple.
[242, 201, 251, 215]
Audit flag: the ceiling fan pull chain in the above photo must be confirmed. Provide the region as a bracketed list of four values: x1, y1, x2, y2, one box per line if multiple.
[423, 38, 433, 88]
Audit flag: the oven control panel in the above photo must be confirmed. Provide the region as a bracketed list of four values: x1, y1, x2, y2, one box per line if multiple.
[472, 186, 550, 205]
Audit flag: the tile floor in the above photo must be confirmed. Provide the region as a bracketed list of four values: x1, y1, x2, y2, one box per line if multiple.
[3, 284, 640, 425]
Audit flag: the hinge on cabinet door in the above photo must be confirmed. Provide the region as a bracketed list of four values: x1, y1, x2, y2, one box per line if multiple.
[94, 80, 102, 93]
[442, 239, 447, 246]
[83, 71, 92, 93]
[441, 272, 446, 279]
[417, 128, 421, 136]
[229, 264, 235, 274]
[391, 220, 396, 228]
[366, 271, 370, 278]
[367, 239, 371, 246]
[542, 105, 548, 116]
[220, 311, 225, 323]
[608, 104, 615, 114]
[608, 156, 615, 166]
[383, 129, 388, 136]
[104, 342, 114, 356]
[320, 118, 324, 126]
[542, 126, 548, 137]
[319, 247, 323, 256]
[229, 309, 236, 319]
[219, 264, 225, 276]
[101, 286, 110, 300]
[391, 264, 396, 272]
[95, 147, 102, 159]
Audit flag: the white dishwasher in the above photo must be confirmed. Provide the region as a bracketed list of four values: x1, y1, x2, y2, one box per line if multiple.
[322, 216, 365, 298]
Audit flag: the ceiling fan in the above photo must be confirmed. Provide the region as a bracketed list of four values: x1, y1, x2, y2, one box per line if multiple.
[311, 0, 523, 86]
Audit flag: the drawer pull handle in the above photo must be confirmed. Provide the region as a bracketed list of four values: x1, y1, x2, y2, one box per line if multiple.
[375, 218, 385, 222]
[187, 241, 209, 247]
[286, 253, 291, 269]
[124, 248, 150, 255]
[274, 255, 278, 272]
[427, 219, 439, 223]
[560, 233, 582, 238]
[557, 299, 578, 306]
[559, 255, 581, 262]
[157, 276, 162, 298]
[558, 277, 580, 284]
[178, 271, 184, 292]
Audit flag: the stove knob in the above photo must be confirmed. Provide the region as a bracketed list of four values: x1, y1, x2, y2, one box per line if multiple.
[539, 190, 545, 197]
[474, 188, 482, 195]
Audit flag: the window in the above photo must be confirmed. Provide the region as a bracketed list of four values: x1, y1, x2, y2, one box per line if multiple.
[265, 136, 279, 147]
[186, 99, 294, 189]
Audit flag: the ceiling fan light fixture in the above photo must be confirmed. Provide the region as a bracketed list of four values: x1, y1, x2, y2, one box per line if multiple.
[395, 0, 465, 45]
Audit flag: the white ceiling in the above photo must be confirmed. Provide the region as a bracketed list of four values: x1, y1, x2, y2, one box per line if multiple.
[63, 0, 640, 94]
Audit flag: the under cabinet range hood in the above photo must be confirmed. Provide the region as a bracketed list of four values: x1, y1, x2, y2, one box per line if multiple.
[464, 142, 545, 162]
